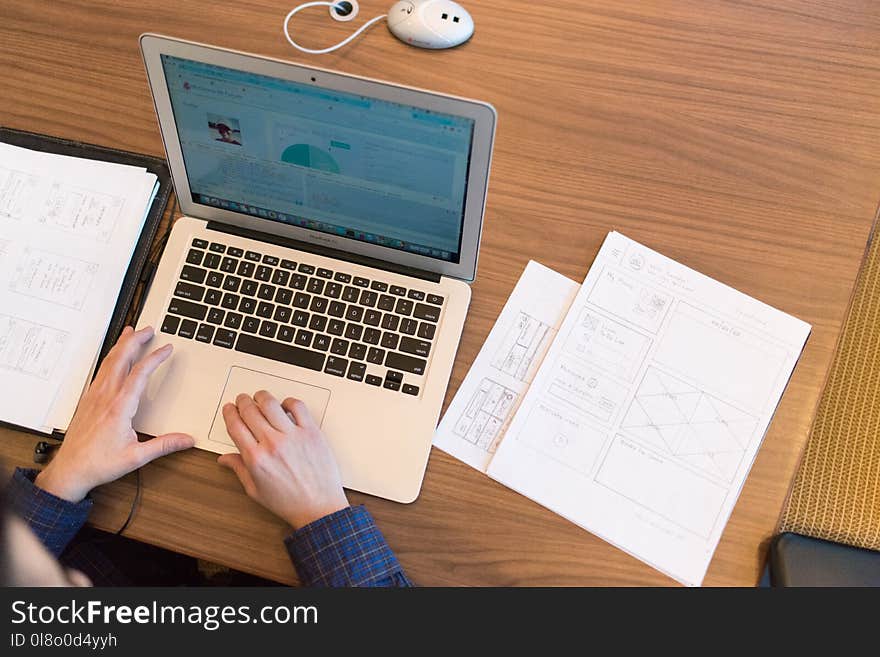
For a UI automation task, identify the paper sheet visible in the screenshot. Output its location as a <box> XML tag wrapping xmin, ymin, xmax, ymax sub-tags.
<box><xmin>0</xmin><ymin>142</ymin><xmax>157</xmax><ymax>431</ymax></box>
<box><xmin>434</xmin><ymin>261</ymin><xmax>579</xmax><ymax>471</ymax></box>
<box><xmin>485</xmin><ymin>232</ymin><xmax>811</xmax><ymax>586</ymax></box>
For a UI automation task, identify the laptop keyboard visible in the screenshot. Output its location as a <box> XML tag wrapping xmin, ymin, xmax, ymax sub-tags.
<box><xmin>159</xmin><ymin>238</ymin><xmax>444</xmax><ymax>396</ymax></box>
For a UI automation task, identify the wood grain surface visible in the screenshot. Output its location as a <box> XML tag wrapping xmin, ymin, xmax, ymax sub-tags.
<box><xmin>1</xmin><ymin>0</ymin><xmax>879</xmax><ymax>585</ymax></box>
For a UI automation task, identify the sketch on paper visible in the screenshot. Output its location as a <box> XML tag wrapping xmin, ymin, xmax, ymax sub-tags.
<box><xmin>453</xmin><ymin>378</ymin><xmax>519</xmax><ymax>452</ymax></box>
<box><xmin>491</xmin><ymin>311</ymin><xmax>555</xmax><ymax>383</ymax></box>
<box><xmin>0</xmin><ymin>314</ymin><xmax>68</xmax><ymax>380</ymax></box>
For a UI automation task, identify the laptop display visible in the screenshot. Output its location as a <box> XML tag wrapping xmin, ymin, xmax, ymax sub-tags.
<box><xmin>160</xmin><ymin>54</ymin><xmax>475</xmax><ymax>264</ymax></box>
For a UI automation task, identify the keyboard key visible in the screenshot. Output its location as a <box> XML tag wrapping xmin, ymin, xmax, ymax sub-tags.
<box><xmin>378</xmin><ymin>295</ymin><xmax>395</xmax><ymax>311</ymax></box>
<box><xmin>180</xmin><ymin>265</ymin><xmax>207</xmax><ymax>284</ymax></box>
<box><xmin>281</xmin><ymin>259</ymin><xmax>297</xmax><ymax>270</ymax></box>
<box><xmin>365</xmin><ymin>374</ymin><xmax>382</xmax><ymax>386</ymax></box>
<box><xmin>205</xmin><ymin>289</ymin><xmax>222</xmax><ymax>306</ymax></box>
<box><xmin>259</xmin><ymin>321</ymin><xmax>278</xmax><ymax>339</ymax></box>
<box><xmin>334</xmin><ymin>272</ymin><xmax>352</xmax><ymax>283</ymax></box>
<box><xmin>237</xmin><ymin>260</ymin><xmax>255</xmax><ymax>277</ymax></box>
<box><xmin>174</xmin><ymin>281</ymin><xmax>205</xmax><ymax>302</ymax></box>
<box><xmin>161</xmin><ymin>315</ymin><xmax>180</xmax><ymax>334</ymax></box>
<box><xmin>417</xmin><ymin>322</ymin><xmax>436</xmax><ymax>340</ymax></box>
<box><xmin>242</xmin><ymin>280</ymin><xmax>259</xmax><ymax>297</ymax></box>
<box><xmin>363</xmin><ymin>328</ymin><xmax>381</xmax><ymax>344</ymax></box>
<box><xmin>221</xmin><ymin>257</ymin><xmax>237</xmax><ymax>273</ymax></box>
<box><xmin>364</xmin><ymin>309</ymin><xmax>382</xmax><ymax>326</ymax></box>
<box><xmin>427</xmin><ymin>294</ymin><xmax>444</xmax><ymax>306</ymax></box>
<box><xmin>353</xmin><ymin>276</ymin><xmax>369</xmax><ymax>287</ymax></box>
<box><xmin>324</xmin><ymin>356</ymin><xmax>347</xmax><ymax>376</ymax></box>
<box><xmin>239</xmin><ymin>297</ymin><xmax>257</xmax><ymax>314</ymax></box>
<box><xmin>381</xmin><ymin>314</ymin><xmax>400</xmax><ymax>331</ymax></box>
<box><xmin>317</xmin><ymin>268</ymin><xmax>333</xmax><ymax>279</ymax></box>
<box><xmin>298</xmin><ymin>263</ymin><xmax>315</xmax><ymax>274</ymax></box>
<box><xmin>367</xmin><ymin>347</ymin><xmax>385</xmax><ymax>364</ymax></box>
<box><xmin>243</xmin><ymin>316</ymin><xmax>260</xmax><ymax>333</ymax></box>
<box><xmin>262</xmin><ymin>255</ymin><xmax>279</xmax><ymax>266</ymax></box>
<box><xmin>371</xmin><ymin>281</ymin><xmax>388</xmax><ymax>292</ymax></box>
<box><xmin>213</xmin><ymin>329</ymin><xmax>237</xmax><ymax>349</ymax></box>
<box><xmin>245</xmin><ymin>250</ymin><xmax>262</xmax><ymax>262</ymax></box>
<box><xmin>408</xmin><ymin>289</ymin><xmax>425</xmax><ymax>301</ymax></box>
<box><xmin>309</xmin><ymin>315</ymin><xmax>328</xmax><ymax>332</ymax></box>
<box><xmin>400</xmin><ymin>336</ymin><xmax>431</xmax><ymax>357</ymax></box>
<box><xmin>330</xmin><ymin>338</ymin><xmax>349</xmax><ymax>355</ymax></box>
<box><xmin>348</xmin><ymin>343</ymin><xmax>366</xmax><ymax>360</ymax></box>
<box><xmin>275</xmin><ymin>288</ymin><xmax>293</xmax><ymax>305</ymax></box>
<box><xmin>389</xmin><ymin>285</ymin><xmax>406</xmax><ymax>296</ymax></box>
<box><xmin>207</xmin><ymin>308</ymin><xmax>225</xmax><ymax>325</ymax></box>
<box><xmin>169</xmin><ymin>299</ymin><xmax>208</xmax><ymax>321</ymax></box>
<box><xmin>402</xmin><ymin>384</ymin><xmax>419</xmax><ymax>396</ymax></box>
<box><xmin>295</xmin><ymin>329</ymin><xmax>313</xmax><ymax>347</ymax></box>
<box><xmin>342</xmin><ymin>286</ymin><xmax>359</xmax><ymax>302</ymax></box>
<box><xmin>206</xmin><ymin>271</ymin><xmax>223</xmax><ymax>288</ymax></box>
<box><xmin>345</xmin><ymin>306</ymin><xmax>364</xmax><ymax>322</ymax></box>
<box><xmin>381</xmin><ymin>332</ymin><xmax>399</xmax><ymax>350</ymax></box>
<box><xmin>290</xmin><ymin>274</ymin><xmax>307</xmax><ymax>290</ymax></box>
<box><xmin>328</xmin><ymin>301</ymin><xmax>345</xmax><ymax>317</ymax></box>
<box><xmin>307</xmin><ymin>278</ymin><xmax>325</xmax><ymax>294</ymax></box>
<box><xmin>345</xmin><ymin>323</ymin><xmax>363</xmax><ymax>341</ymax></box>
<box><xmin>359</xmin><ymin>290</ymin><xmax>377</xmax><ymax>307</ymax></box>
<box><xmin>186</xmin><ymin>249</ymin><xmax>204</xmax><ymax>265</ymax></box>
<box><xmin>224</xmin><ymin>312</ymin><xmax>243</xmax><ymax>330</ymax></box>
<box><xmin>385</xmin><ymin>352</ymin><xmax>427</xmax><ymax>375</ymax></box>
<box><xmin>312</xmin><ymin>334</ymin><xmax>331</xmax><ymax>352</ymax></box>
<box><xmin>383</xmin><ymin>377</ymin><xmax>401</xmax><ymax>391</ymax></box>
<box><xmin>256</xmin><ymin>302</ymin><xmax>274</xmax><ymax>319</ymax></box>
<box><xmin>209</xmin><ymin>242</ymin><xmax>226</xmax><ymax>253</ymax></box>
<box><xmin>347</xmin><ymin>362</ymin><xmax>366</xmax><ymax>381</ymax></box>
<box><xmin>235</xmin><ymin>335</ymin><xmax>325</xmax><ymax>371</ymax></box>
<box><xmin>310</xmin><ymin>297</ymin><xmax>328</xmax><ymax>314</ymax></box>
<box><xmin>195</xmin><ymin>323</ymin><xmax>214</xmax><ymax>343</ymax></box>
<box><xmin>228</xmin><ymin>247</ymin><xmax>244</xmax><ymax>258</ymax></box>
<box><xmin>203</xmin><ymin>253</ymin><xmax>221</xmax><ymax>269</ymax></box>
<box><xmin>413</xmin><ymin>303</ymin><xmax>440</xmax><ymax>322</ymax></box>
<box><xmin>255</xmin><ymin>266</ymin><xmax>272</xmax><ymax>281</ymax></box>
<box><xmin>385</xmin><ymin>370</ymin><xmax>403</xmax><ymax>383</ymax></box>
<box><xmin>221</xmin><ymin>293</ymin><xmax>240</xmax><ymax>310</ymax></box>
<box><xmin>192</xmin><ymin>238</ymin><xmax>209</xmax><ymax>249</ymax></box>
<box><xmin>278</xmin><ymin>325</ymin><xmax>296</xmax><ymax>342</ymax></box>
<box><xmin>395</xmin><ymin>299</ymin><xmax>414</xmax><ymax>315</ymax></box>
<box><xmin>400</xmin><ymin>318</ymin><xmax>418</xmax><ymax>335</ymax></box>
<box><xmin>324</xmin><ymin>282</ymin><xmax>342</xmax><ymax>299</ymax></box>
<box><xmin>327</xmin><ymin>319</ymin><xmax>345</xmax><ymax>335</ymax></box>
<box><xmin>292</xmin><ymin>310</ymin><xmax>310</xmax><ymax>327</ymax></box>
<box><xmin>272</xmin><ymin>269</ymin><xmax>290</xmax><ymax>286</ymax></box>
<box><xmin>293</xmin><ymin>292</ymin><xmax>310</xmax><ymax>309</ymax></box>
<box><xmin>222</xmin><ymin>276</ymin><xmax>241</xmax><ymax>293</ymax></box>
<box><xmin>258</xmin><ymin>284</ymin><xmax>276</xmax><ymax>300</ymax></box>
<box><xmin>274</xmin><ymin>306</ymin><xmax>292</xmax><ymax>323</ymax></box>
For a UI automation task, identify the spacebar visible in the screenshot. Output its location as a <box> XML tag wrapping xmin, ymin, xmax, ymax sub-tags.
<box><xmin>235</xmin><ymin>334</ymin><xmax>325</xmax><ymax>371</ymax></box>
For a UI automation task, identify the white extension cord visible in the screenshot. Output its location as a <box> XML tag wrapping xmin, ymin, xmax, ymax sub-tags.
<box><xmin>283</xmin><ymin>1</ymin><xmax>387</xmax><ymax>55</ymax></box>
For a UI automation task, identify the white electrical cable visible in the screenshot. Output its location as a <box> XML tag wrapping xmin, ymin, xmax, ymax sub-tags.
<box><xmin>283</xmin><ymin>2</ymin><xmax>388</xmax><ymax>54</ymax></box>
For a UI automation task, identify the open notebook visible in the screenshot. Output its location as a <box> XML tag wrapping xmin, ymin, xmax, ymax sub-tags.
<box><xmin>434</xmin><ymin>232</ymin><xmax>811</xmax><ymax>586</ymax></box>
<box><xmin>0</xmin><ymin>142</ymin><xmax>158</xmax><ymax>433</ymax></box>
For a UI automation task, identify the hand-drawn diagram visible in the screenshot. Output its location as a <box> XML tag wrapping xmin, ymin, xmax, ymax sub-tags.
<box><xmin>587</xmin><ymin>267</ymin><xmax>672</xmax><ymax>334</ymax></box>
<box><xmin>546</xmin><ymin>358</ymin><xmax>628</xmax><ymax>424</ymax></box>
<box><xmin>0</xmin><ymin>314</ymin><xmax>68</xmax><ymax>380</ymax></box>
<box><xmin>8</xmin><ymin>248</ymin><xmax>99</xmax><ymax>310</ymax></box>
<box><xmin>0</xmin><ymin>166</ymin><xmax>38</xmax><ymax>221</ymax></box>
<box><xmin>621</xmin><ymin>367</ymin><xmax>757</xmax><ymax>482</ymax></box>
<box><xmin>491</xmin><ymin>311</ymin><xmax>554</xmax><ymax>383</ymax></box>
<box><xmin>563</xmin><ymin>308</ymin><xmax>651</xmax><ymax>382</ymax></box>
<box><xmin>517</xmin><ymin>400</ymin><xmax>610</xmax><ymax>476</ymax></box>
<box><xmin>38</xmin><ymin>183</ymin><xmax>124</xmax><ymax>243</ymax></box>
<box><xmin>453</xmin><ymin>378</ymin><xmax>518</xmax><ymax>452</ymax></box>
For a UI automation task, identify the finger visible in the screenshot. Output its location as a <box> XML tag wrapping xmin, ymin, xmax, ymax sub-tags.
<box><xmin>281</xmin><ymin>397</ymin><xmax>318</xmax><ymax>430</ymax></box>
<box><xmin>134</xmin><ymin>432</ymin><xmax>195</xmax><ymax>467</ymax></box>
<box><xmin>218</xmin><ymin>453</ymin><xmax>257</xmax><ymax>497</ymax></box>
<box><xmin>221</xmin><ymin>402</ymin><xmax>258</xmax><ymax>453</ymax></box>
<box><xmin>236</xmin><ymin>393</ymin><xmax>273</xmax><ymax>438</ymax></box>
<box><xmin>118</xmin><ymin>343</ymin><xmax>173</xmax><ymax>417</ymax></box>
<box><xmin>253</xmin><ymin>390</ymin><xmax>292</xmax><ymax>433</ymax></box>
<box><xmin>99</xmin><ymin>326</ymin><xmax>155</xmax><ymax>385</ymax></box>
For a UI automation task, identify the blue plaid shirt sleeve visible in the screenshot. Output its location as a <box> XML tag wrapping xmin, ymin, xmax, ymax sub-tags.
<box><xmin>6</xmin><ymin>468</ymin><xmax>92</xmax><ymax>557</ymax></box>
<box><xmin>284</xmin><ymin>505</ymin><xmax>413</xmax><ymax>587</ymax></box>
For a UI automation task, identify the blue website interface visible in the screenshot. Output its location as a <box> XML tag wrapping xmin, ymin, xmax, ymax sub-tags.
<box><xmin>161</xmin><ymin>55</ymin><xmax>475</xmax><ymax>262</ymax></box>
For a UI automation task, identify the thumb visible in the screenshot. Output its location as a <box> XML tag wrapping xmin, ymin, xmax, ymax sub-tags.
<box><xmin>218</xmin><ymin>453</ymin><xmax>257</xmax><ymax>497</ymax></box>
<box><xmin>136</xmin><ymin>432</ymin><xmax>195</xmax><ymax>466</ymax></box>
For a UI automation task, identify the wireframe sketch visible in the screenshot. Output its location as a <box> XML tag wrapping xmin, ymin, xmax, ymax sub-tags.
<box><xmin>621</xmin><ymin>367</ymin><xmax>757</xmax><ymax>482</ymax></box>
<box><xmin>453</xmin><ymin>378</ymin><xmax>518</xmax><ymax>452</ymax></box>
<box><xmin>491</xmin><ymin>311</ymin><xmax>555</xmax><ymax>382</ymax></box>
<box><xmin>0</xmin><ymin>314</ymin><xmax>68</xmax><ymax>380</ymax></box>
<box><xmin>0</xmin><ymin>166</ymin><xmax>39</xmax><ymax>221</ymax></box>
<box><xmin>587</xmin><ymin>267</ymin><xmax>672</xmax><ymax>333</ymax></box>
<box><xmin>563</xmin><ymin>308</ymin><xmax>651</xmax><ymax>381</ymax></box>
<box><xmin>38</xmin><ymin>183</ymin><xmax>124</xmax><ymax>243</ymax></box>
<box><xmin>517</xmin><ymin>400</ymin><xmax>610</xmax><ymax>476</ymax></box>
<box><xmin>8</xmin><ymin>248</ymin><xmax>99</xmax><ymax>310</ymax></box>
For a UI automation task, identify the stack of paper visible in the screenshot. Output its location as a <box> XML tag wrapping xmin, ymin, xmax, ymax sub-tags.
<box><xmin>0</xmin><ymin>142</ymin><xmax>157</xmax><ymax>432</ymax></box>
<box><xmin>435</xmin><ymin>232</ymin><xmax>811</xmax><ymax>586</ymax></box>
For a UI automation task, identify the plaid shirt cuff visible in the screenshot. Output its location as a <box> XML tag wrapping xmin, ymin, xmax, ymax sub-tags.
<box><xmin>285</xmin><ymin>505</ymin><xmax>413</xmax><ymax>587</ymax></box>
<box><xmin>6</xmin><ymin>468</ymin><xmax>92</xmax><ymax>557</ymax></box>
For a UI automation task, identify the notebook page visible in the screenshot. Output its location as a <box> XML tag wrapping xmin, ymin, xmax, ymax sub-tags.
<box><xmin>487</xmin><ymin>231</ymin><xmax>811</xmax><ymax>586</ymax></box>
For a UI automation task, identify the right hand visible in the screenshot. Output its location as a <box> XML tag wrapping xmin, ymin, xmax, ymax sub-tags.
<box><xmin>217</xmin><ymin>391</ymin><xmax>349</xmax><ymax>530</ymax></box>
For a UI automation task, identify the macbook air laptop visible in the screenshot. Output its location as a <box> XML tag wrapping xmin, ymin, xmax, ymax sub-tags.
<box><xmin>134</xmin><ymin>35</ymin><xmax>495</xmax><ymax>502</ymax></box>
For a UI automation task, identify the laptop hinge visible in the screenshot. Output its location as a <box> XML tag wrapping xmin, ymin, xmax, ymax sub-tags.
<box><xmin>205</xmin><ymin>221</ymin><xmax>442</xmax><ymax>283</ymax></box>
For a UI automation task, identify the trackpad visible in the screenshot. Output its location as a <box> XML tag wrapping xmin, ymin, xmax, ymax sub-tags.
<box><xmin>208</xmin><ymin>367</ymin><xmax>331</xmax><ymax>447</ymax></box>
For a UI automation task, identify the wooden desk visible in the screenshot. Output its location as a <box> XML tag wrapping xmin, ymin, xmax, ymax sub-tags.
<box><xmin>2</xmin><ymin>0</ymin><xmax>879</xmax><ymax>586</ymax></box>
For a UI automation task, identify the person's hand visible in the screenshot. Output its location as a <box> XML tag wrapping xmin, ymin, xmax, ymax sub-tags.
<box><xmin>36</xmin><ymin>326</ymin><xmax>195</xmax><ymax>502</ymax></box>
<box><xmin>218</xmin><ymin>392</ymin><xmax>349</xmax><ymax>530</ymax></box>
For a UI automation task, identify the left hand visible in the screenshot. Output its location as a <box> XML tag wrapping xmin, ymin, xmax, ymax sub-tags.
<box><xmin>36</xmin><ymin>326</ymin><xmax>195</xmax><ymax>502</ymax></box>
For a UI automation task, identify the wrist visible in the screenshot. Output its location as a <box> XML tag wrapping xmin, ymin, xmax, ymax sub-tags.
<box><xmin>285</xmin><ymin>496</ymin><xmax>349</xmax><ymax>530</ymax></box>
<box><xmin>35</xmin><ymin>463</ymin><xmax>90</xmax><ymax>503</ymax></box>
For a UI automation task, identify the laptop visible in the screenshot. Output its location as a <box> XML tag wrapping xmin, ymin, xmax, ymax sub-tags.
<box><xmin>135</xmin><ymin>34</ymin><xmax>496</xmax><ymax>503</ymax></box>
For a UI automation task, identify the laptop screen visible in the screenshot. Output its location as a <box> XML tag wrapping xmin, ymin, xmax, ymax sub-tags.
<box><xmin>160</xmin><ymin>55</ymin><xmax>475</xmax><ymax>264</ymax></box>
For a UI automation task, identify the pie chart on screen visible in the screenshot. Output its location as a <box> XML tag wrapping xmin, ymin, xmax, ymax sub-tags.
<box><xmin>281</xmin><ymin>144</ymin><xmax>340</xmax><ymax>173</ymax></box>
